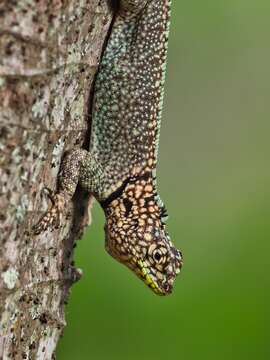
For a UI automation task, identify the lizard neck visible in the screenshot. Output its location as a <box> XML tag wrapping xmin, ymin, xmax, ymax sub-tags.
<box><xmin>101</xmin><ymin>171</ymin><xmax>168</xmax><ymax>226</ymax></box>
<box><xmin>100</xmin><ymin>171</ymin><xmax>153</xmax><ymax>210</ymax></box>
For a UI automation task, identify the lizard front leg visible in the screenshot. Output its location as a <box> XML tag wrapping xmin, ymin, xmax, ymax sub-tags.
<box><xmin>33</xmin><ymin>149</ymin><xmax>104</xmax><ymax>234</ymax></box>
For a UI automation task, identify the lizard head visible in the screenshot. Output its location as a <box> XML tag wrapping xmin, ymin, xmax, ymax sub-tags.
<box><xmin>103</xmin><ymin>173</ymin><xmax>183</xmax><ymax>295</ymax></box>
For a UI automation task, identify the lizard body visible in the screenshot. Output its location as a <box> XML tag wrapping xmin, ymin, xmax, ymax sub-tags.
<box><xmin>34</xmin><ymin>0</ymin><xmax>183</xmax><ymax>295</ymax></box>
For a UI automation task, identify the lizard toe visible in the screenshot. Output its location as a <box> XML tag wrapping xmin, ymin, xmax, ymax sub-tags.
<box><xmin>32</xmin><ymin>193</ymin><xmax>66</xmax><ymax>234</ymax></box>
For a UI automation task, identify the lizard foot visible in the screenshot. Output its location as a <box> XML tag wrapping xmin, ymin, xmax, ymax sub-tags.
<box><xmin>32</xmin><ymin>188</ymin><xmax>66</xmax><ymax>235</ymax></box>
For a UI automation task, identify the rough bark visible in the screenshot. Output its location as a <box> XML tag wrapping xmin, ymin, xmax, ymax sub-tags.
<box><xmin>0</xmin><ymin>1</ymin><xmax>113</xmax><ymax>358</ymax></box>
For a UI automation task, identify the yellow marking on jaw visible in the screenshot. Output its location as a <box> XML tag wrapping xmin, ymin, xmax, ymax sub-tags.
<box><xmin>141</xmin><ymin>267</ymin><xmax>148</xmax><ymax>276</ymax></box>
<box><xmin>137</xmin><ymin>260</ymin><xmax>165</xmax><ymax>295</ymax></box>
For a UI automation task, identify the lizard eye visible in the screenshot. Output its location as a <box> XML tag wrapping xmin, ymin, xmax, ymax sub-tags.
<box><xmin>153</xmin><ymin>249</ymin><xmax>163</xmax><ymax>263</ymax></box>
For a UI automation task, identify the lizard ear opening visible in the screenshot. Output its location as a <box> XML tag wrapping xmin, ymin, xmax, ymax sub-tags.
<box><xmin>123</xmin><ymin>198</ymin><xmax>133</xmax><ymax>217</ymax></box>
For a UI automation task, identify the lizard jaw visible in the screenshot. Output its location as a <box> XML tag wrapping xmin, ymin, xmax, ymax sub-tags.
<box><xmin>136</xmin><ymin>260</ymin><xmax>168</xmax><ymax>296</ymax></box>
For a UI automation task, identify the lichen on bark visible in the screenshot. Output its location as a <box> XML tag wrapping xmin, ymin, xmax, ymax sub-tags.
<box><xmin>0</xmin><ymin>1</ymin><xmax>113</xmax><ymax>358</ymax></box>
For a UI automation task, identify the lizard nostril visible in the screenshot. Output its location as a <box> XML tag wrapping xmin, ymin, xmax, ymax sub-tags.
<box><xmin>163</xmin><ymin>283</ymin><xmax>173</xmax><ymax>294</ymax></box>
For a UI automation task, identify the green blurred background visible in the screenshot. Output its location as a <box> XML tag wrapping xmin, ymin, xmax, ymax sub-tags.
<box><xmin>57</xmin><ymin>1</ymin><xmax>270</xmax><ymax>359</ymax></box>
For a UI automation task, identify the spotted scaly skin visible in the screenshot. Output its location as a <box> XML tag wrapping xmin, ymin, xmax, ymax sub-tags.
<box><xmin>33</xmin><ymin>0</ymin><xmax>183</xmax><ymax>295</ymax></box>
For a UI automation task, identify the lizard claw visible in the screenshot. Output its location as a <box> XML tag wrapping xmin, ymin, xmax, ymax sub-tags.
<box><xmin>32</xmin><ymin>191</ymin><xmax>66</xmax><ymax>235</ymax></box>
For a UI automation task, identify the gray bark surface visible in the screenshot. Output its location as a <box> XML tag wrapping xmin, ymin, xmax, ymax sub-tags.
<box><xmin>0</xmin><ymin>1</ymin><xmax>112</xmax><ymax>358</ymax></box>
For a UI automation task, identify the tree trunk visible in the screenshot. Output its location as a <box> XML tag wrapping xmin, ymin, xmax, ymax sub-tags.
<box><xmin>0</xmin><ymin>1</ymin><xmax>113</xmax><ymax>358</ymax></box>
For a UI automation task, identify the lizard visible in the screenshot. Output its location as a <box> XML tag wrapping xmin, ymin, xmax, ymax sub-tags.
<box><xmin>33</xmin><ymin>0</ymin><xmax>183</xmax><ymax>296</ymax></box>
